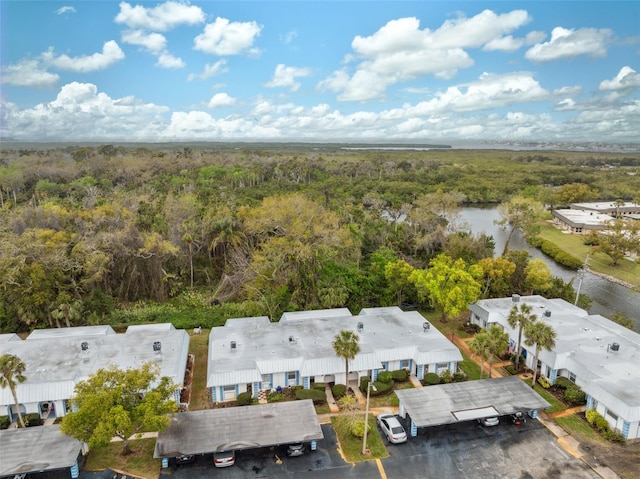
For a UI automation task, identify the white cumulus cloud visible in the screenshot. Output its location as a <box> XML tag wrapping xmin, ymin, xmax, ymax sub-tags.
<box><xmin>207</xmin><ymin>93</ymin><xmax>236</xmax><ymax>108</ymax></box>
<box><xmin>43</xmin><ymin>40</ymin><xmax>125</xmax><ymax>72</ymax></box>
<box><xmin>194</xmin><ymin>17</ymin><xmax>262</xmax><ymax>55</ymax></box>
<box><xmin>1</xmin><ymin>59</ymin><xmax>59</xmax><ymax>87</ymax></box>
<box><xmin>599</xmin><ymin>66</ymin><xmax>640</xmax><ymax>93</ymax></box>
<box><xmin>188</xmin><ymin>60</ymin><xmax>229</xmax><ymax>81</ymax></box>
<box><xmin>525</xmin><ymin>27</ymin><xmax>613</xmax><ymax>62</ymax></box>
<box><xmin>121</xmin><ymin>30</ymin><xmax>167</xmax><ymax>53</ymax></box>
<box><xmin>264</xmin><ymin>64</ymin><xmax>311</xmax><ymax>92</ymax></box>
<box><xmin>56</xmin><ymin>6</ymin><xmax>76</xmax><ymax>15</ymax></box>
<box><xmin>115</xmin><ymin>1</ymin><xmax>204</xmax><ymax>31</ymax></box>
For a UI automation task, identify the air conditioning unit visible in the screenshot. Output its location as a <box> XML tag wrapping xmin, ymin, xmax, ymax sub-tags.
<box><xmin>153</xmin><ymin>341</ymin><xmax>162</xmax><ymax>352</ymax></box>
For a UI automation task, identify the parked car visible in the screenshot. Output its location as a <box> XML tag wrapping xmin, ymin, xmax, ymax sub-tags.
<box><xmin>377</xmin><ymin>414</ymin><xmax>408</xmax><ymax>444</ymax></box>
<box><xmin>477</xmin><ymin>416</ymin><xmax>500</xmax><ymax>427</ymax></box>
<box><xmin>286</xmin><ymin>443</ymin><xmax>306</xmax><ymax>457</ymax></box>
<box><xmin>175</xmin><ymin>454</ymin><xmax>195</xmax><ymax>465</ymax></box>
<box><xmin>511</xmin><ymin>412</ymin><xmax>526</xmax><ymax>425</ymax></box>
<box><xmin>214</xmin><ymin>450</ymin><xmax>235</xmax><ymax>467</ymax></box>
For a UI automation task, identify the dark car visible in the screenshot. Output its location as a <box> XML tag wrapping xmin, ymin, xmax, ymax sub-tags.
<box><xmin>286</xmin><ymin>443</ymin><xmax>306</xmax><ymax>457</ymax></box>
<box><xmin>511</xmin><ymin>412</ymin><xmax>526</xmax><ymax>425</ymax></box>
<box><xmin>175</xmin><ymin>454</ymin><xmax>195</xmax><ymax>465</ymax></box>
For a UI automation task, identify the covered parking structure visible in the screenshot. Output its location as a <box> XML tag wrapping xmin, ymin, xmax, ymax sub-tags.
<box><xmin>154</xmin><ymin>399</ymin><xmax>324</xmax><ymax>468</ymax></box>
<box><xmin>0</xmin><ymin>425</ymin><xmax>83</xmax><ymax>478</ymax></box>
<box><xmin>395</xmin><ymin>376</ymin><xmax>551</xmax><ymax>436</ymax></box>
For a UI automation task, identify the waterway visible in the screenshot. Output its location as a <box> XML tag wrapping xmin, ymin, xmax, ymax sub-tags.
<box><xmin>458</xmin><ymin>206</ymin><xmax>640</xmax><ymax>332</ymax></box>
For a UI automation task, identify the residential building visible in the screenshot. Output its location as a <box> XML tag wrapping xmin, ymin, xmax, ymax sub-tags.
<box><xmin>551</xmin><ymin>208</ymin><xmax>613</xmax><ymax>234</ymax></box>
<box><xmin>0</xmin><ymin>323</ymin><xmax>190</xmax><ymax>425</ymax></box>
<box><xmin>207</xmin><ymin>307</ymin><xmax>461</xmax><ymax>403</ymax></box>
<box><xmin>468</xmin><ymin>295</ymin><xmax>640</xmax><ymax>439</ymax></box>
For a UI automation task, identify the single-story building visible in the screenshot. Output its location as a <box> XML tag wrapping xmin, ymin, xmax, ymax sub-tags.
<box><xmin>551</xmin><ymin>208</ymin><xmax>613</xmax><ymax>234</ymax></box>
<box><xmin>0</xmin><ymin>425</ymin><xmax>83</xmax><ymax>478</ymax></box>
<box><xmin>207</xmin><ymin>307</ymin><xmax>462</xmax><ymax>403</ymax></box>
<box><xmin>570</xmin><ymin>201</ymin><xmax>640</xmax><ymax>218</ymax></box>
<box><xmin>154</xmin><ymin>399</ymin><xmax>323</xmax><ymax>468</ymax></box>
<box><xmin>395</xmin><ymin>376</ymin><xmax>551</xmax><ymax>436</ymax></box>
<box><xmin>0</xmin><ymin>323</ymin><xmax>190</xmax><ymax>425</ymax></box>
<box><xmin>469</xmin><ymin>295</ymin><xmax>640</xmax><ymax>439</ymax></box>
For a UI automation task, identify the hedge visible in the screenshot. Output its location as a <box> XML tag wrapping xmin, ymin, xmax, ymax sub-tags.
<box><xmin>370</xmin><ymin>380</ymin><xmax>394</xmax><ymax>396</ymax></box>
<box><xmin>236</xmin><ymin>392</ymin><xmax>253</xmax><ymax>406</ymax></box>
<box><xmin>554</xmin><ymin>377</ymin><xmax>573</xmax><ymax>389</ymax></box>
<box><xmin>377</xmin><ymin>371</ymin><xmax>393</xmax><ymax>384</ymax></box>
<box><xmin>564</xmin><ymin>385</ymin><xmax>586</xmax><ymax>405</ymax></box>
<box><xmin>0</xmin><ymin>416</ymin><xmax>9</xmax><ymax>430</ymax></box>
<box><xmin>24</xmin><ymin>413</ymin><xmax>42</xmax><ymax>427</ymax></box>
<box><xmin>529</xmin><ymin>237</ymin><xmax>583</xmax><ymax>269</ymax></box>
<box><xmin>295</xmin><ymin>388</ymin><xmax>327</xmax><ymax>404</ymax></box>
<box><xmin>423</xmin><ymin>372</ymin><xmax>440</xmax><ymax>385</ymax></box>
<box><xmin>267</xmin><ymin>391</ymin><xmax>285</xmax><ymax>403</ymax></box>
<box><xmin>359</xmin><ymin>376</ymin><xmax>371</xmax><ymax>393</ymax></box>
<box><xmin>332</xmin><ymin>384</ymin><xmax>347</xmax><ymax>399</ymax></box>
<box><xmin>391</xmin><ymin>369</ymin><xmax>408</xmax><ymax>382</ymax></box>
<box><xmin>312</xmin><ymin>382</ymin><xmax>327</xmax><ymax>391</ymax></box>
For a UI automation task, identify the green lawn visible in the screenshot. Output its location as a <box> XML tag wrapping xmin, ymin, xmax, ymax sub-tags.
<box><xmin>83</xmin><ymin>438</ymin><xmax>160</xmax><ymax>478</ymax></box>
<box><xmin>331</xmin><ymin>413</ymin><xmax>389</xmax><ymax>462</ymax></box>
<box><xmin>555</xmin><ymin>415</ymin><xmax>601</xmax><ymax>442</ymax></box>
<box><xmin>189</xmin><ymin>330</ymin><xmax>211</xmax><ymax>410</ymax></box>
<box><xmin>538</xmin><ymin>224</ymin><xmax>640</xmax><ymax>289</ymax></box>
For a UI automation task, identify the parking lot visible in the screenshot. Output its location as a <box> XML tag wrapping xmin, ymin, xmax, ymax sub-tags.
<box><xmin>158</xmin><ymin>416</ymin><xmax>600</xmax><ymax>478</ymax></box>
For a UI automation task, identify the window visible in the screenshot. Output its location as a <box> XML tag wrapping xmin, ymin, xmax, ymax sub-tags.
<box><xmin>436</xmin><ymin>362</ymin><xmax>448</xmax><ymax>372</ymax></box>
<box><xmin>399</xmin><ymin>360</ymin><xmax>409</xmax><ymax>369</ymax></box>
<box><xmin>569</xmin><ymin>372</ymin><xmax>576</xmax><ymax>383</ymax></box>
<box><xmin>606</xmin><ymin>410</ymin><xmax>618</xmax><ymax>422</ymax></box>
<box><xmin>287</xmin><ymin>371</ymin><xmax>297</xmax><ymax>383</ymax></box>
<box><xmin>223</xmin><ymin>385</ymin><xmax>236</xmax><ymax>400</ymax></box>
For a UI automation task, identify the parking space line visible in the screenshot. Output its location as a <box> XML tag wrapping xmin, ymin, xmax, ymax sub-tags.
<box><xmin>375</xmin><ymin>458</ymin><xmax>387</xmax><ymax>479</ymax></box>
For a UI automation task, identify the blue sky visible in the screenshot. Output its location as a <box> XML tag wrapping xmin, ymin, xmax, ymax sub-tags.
<box><xmin>1</xmin><ymin>1</ymin><xmax>638</xmax><ymax>142</ymax></box>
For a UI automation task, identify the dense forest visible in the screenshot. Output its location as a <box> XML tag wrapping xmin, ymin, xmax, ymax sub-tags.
<box><xmin>1</xmin><ymin>144</ymin><xmax>639</xmax><ymax>332</ymax></box>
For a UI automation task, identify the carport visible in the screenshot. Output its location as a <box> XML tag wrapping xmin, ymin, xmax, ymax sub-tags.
<box><xmin>0</xmin><ymin>425</ymin><xmax>83</xmax><ymax>478</ymax></box>
<box><xmin>154</xmin><ymin>399</ymin><xmax>324</xmax><ymax>468</ymax></box>
<box><xmin>395</xmin><ymin>376</ymin><xmax>551</xmax><ymax>436</ymax></box>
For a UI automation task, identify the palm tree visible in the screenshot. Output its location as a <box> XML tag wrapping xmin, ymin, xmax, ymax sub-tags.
<box><xmin>332</xmin><ymin>330</ymin><xmax>360</xmax><ymax>390</ymax></box>
<box><xmin>0</xmin><ymin>354</ymin><xmax>27</xmax><ymax>428</ymax></box>
<box><xmin>486</xmin><ymin>325</ymin><xmax>510</xmax><ymax>378</ymax></box>
<box><xmin>524</xmin><ymin>321</ymin><xmax>557</xmax><ymax>388</ymax></box>
<box><xmin>507</xmin><ymin>303</ymin><xmax>537</xmax><ymax>372</ymax></box>
<box><xmin>468</xmin><ymin>332</ymin><xmax>491</xmax><ymax>378</ymax></box>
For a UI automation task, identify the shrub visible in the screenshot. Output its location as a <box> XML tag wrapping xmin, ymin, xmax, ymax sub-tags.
<box><xmin>267</xmin><ymin>391</ymin><xmax>285</xmax><ymax>403</ymax></box>
<box><xmin>0</xmin><ymin>416</ymin><xmax>9</xmax><ymax>430</ymax></box>
<box><xmin>585</xmin><ymin>409</ymin><xmax>599</xmax><ymax>425</ymax></box>
<box><xmin>24</xmin><ymin>413</ymin><xmax>42</xmax><ymax>427</ymax></box>
<box><xmin>537</xmin><ymin>376</ymin><xmax>551</xmax><ymax>389</ymax></box>
<box><xmin>377</xmin><ymin>371</ymin><xmax>393</xmax><ymax>384</ymax></box>
<box><xmin>564</xmin><ymin>385</ymin><xmax>586</xmax><ymax>405</ymax></box>
<box><xmin>554</xmin><ymin>377</ymin><xmax>573</xmax><ymax>389</ymax></box>
<box><xmin>370</xmin><ymin>380</ymin><xmax>394</xmax><ymax>396</ymax></box>
<box><xmin>602</xmin><ymin>428</ymin><xmax>625</xmax><ymax>442</ymax></box>
<box><xmin>439</xmin><ymin>370</ymin><xmax>453</xmax><ymax>384</ymax></box>
<box><xmin>350</xmin><ymin>419</ymin><xmax>370</xmax><ymax>439</ymax></box>
<box><xmin>236</xmin><ymin>392</ymin><xmax>253</xmax><ymax>406</ymax></box>
<box><xmin>337</xmin><ymin>395</ymin><xmax>358</xmax><ymax>412</ymax></box>
<box><xmin>423</xmin><ymin>372</ymin><xmax>440</xmax><ymax>385</ymax></box>
<box><xmin>332</xmin><ymin>384</ymin><xmax>347</xmax><ymax>399</ymax></box>
<box><xmin>295</xmin><ymin>388</ymin><xmax>326</xmax><ymax>404</ymax></box>
<box><xmin>391</xmin><ymin>369</ymin><xmax>409</xmax><ymax>382</ymax></box>
<box><xmin>505</xmin><ymin>365</ymin><xmax>517</xmax><ymax>375</ymax></box>
<box><xmin>595</xmin><ymin>415</ymin><xmax>610</xmax><ymax>432</ymax></box>
<box><xmin>312</xmin><ymin>382</ymin><xmax>326</xmax><ymax>391</ymax></box>
<box><xmin>453</xmin><ymin>372</ymin><xmax>467</xmax><ymax>383</ymax></box>
<box><xmin>359</xmin><ymin>376</ymin><xmax>371</xmax><ymax>393</ymax></box>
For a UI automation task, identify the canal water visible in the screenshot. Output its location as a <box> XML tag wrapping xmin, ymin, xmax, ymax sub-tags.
<box><xmin>458</xmin><ymin>206</ymin><xmax>640</xmax><ymax>331</ymax></box>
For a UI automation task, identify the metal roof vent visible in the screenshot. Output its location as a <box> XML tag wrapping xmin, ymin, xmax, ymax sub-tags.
<box><xmin>544</xmin><ymin>310</ymin><xmax>551</xmax><ymax>318</ymax></box>
<box><xmin>608</xmin><ymin>343</ymin><xmax>620</xmax><ymax>352</ymax></box>
<box><xmin>81</xmin><ymin>342</ymin><xmax>89</xmax><ymax>351</ymax></box>
<box><xmin>357</xmin><ymin>322</ymin><xmax>364</xmax><ymax>332</ymax></box>
<box><xmin>423</xmin><ymin>322</ymin><xmax>431</xmax><ymax>332</ymax></box>
<box><xmin>153</xmin><ymin>341</ymin><xmax>162</xmax><ymax>352</ymax></box>
<box><xmin>289</xmin><ymin>335</ymin><xmax>295</xmax><ymax>343</ymax></box>
<box><xmin>230</xmin><ymin>340</ymin><xmax>237</xmax><ymax>349</ymax></box>
<box><xmin>512</xmin><ymin>294</ymin><xmax>520</xmax><ymax>303</ymax></box>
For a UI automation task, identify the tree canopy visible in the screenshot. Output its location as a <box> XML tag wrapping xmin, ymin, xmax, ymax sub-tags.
<box><xmin>0</xmin><ymin>354</ymin><xmax>27</xmax><ymax>428</ymax></box>
<box><xmin>60</xmin><ymin>362</ymin><xmax>177</xmax><ymax>455</ymax></box>
<box><xmin>332</xmin><ymin>330</ymin><xmax>360</xmax><ymax>389</ymax></box>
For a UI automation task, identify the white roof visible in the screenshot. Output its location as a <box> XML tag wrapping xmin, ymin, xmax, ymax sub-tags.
<box><xmin>470</xmin><ymin>296</ymin><xmax>640</xmax><ymax>422</ymax></box>
<box><xmin>552</xmin><ymin>209</ymin><xmax>613</xmax><ymax>228</ymax></box>
<box><xmin>207</xmin><ymin>307</ymin><xmax>461</xmax><ymax>388</ymax></box>
<box><xmin>0</xmin><ymin>323</ymin><xmax>190</xmax><ymax>406</ymax></box>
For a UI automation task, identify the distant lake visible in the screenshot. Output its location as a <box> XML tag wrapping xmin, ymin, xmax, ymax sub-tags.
<box><xmin>458</xmin><ymin>205</ymin><xmax>640</xmax><ymax>332</ymax></box>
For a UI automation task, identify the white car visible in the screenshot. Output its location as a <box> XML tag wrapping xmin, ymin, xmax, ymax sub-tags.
<box><xmin>477</xmin><ymin>416</ymin><xmax>500</xmax><ymax>427</ymax></box>
<box><xmin>377</xmin><ymin>414</ymin><xmax>407</xmax><ymax>444</ymax></box>
<box><xmin>214</xmin><ymin>450</ymin><xmax>235</xmax><ymax>467</ymax></box>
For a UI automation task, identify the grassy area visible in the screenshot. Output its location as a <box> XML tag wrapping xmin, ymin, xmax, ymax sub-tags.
<box><xmin>83</xmin><ymin>438</ymin><xmax>160</xmax><ymax>478</ymax></box>
<box><xmin>521</xmin><ymin>379</ymin><xmax>566</xmax><ymax>413</ymax></box>
<box><xmin>538</xmin><ymin>224</ymin><xmax>640</xmax><ymax>289</ymax></box>
<box><xmin>458</xmin><ymin>351</ymin><xmax>483</xmax><ymax>380</ymax></box>
<box><xmin>555</xmin><ymin>415</ymin><xmax>602</xmax><ymax>442</ymax></box>
<box><xmin>189</xmin><ymin>330</ymin><xmax>211</xmax><ymax>410</ymax></box>
<box><xmin>368</xmin><ymin>381</ymin><xmax>412</xmax><ymax>408</ymax></box>
<box><xmin>331</xmin><ymin>413</ymin><xmax>389</xmax><ymax>462</ymax></box>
